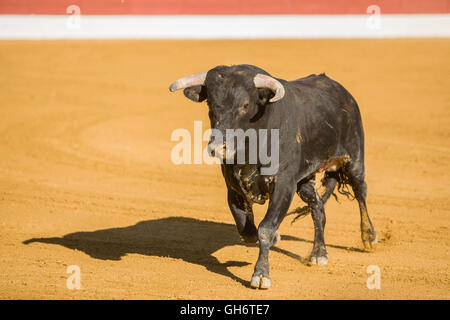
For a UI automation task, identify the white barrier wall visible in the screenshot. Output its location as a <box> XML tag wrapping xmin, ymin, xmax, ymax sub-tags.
<box><xmin>1</xmin><ymin>14</ymin><xmax>450</xmax><ymax>39</ymax></box>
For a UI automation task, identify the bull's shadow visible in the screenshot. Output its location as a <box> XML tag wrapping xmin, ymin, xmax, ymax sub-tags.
<box><xmin>23</xmin><ymin>216</ymin><xmax>306</xmax><ymax>287</ymax></box>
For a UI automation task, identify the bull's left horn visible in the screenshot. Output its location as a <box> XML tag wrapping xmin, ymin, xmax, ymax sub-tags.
<box><xmin>169</xmin><ymin>72</ymin><xmax>207</xmax><ymax>92</ymax></box>
<box><xmin>253</xmin><ymin>74</ymin><xmax>285</xmax><ymax>102</ymax></box>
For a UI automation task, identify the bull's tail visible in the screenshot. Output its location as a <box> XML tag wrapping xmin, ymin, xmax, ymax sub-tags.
<box><xmin>286</xmin><ymin>205</ymin><xmax>312</xmax><ymax>224</ymax></box>
<box><xmin>327</xmin><ymin>168</ymin><xmax>355</xmax><ymax>202</ymax></box>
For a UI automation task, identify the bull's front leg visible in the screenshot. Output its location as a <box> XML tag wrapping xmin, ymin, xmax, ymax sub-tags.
<box><xmin>250</xmin><ymin>178</ymin><xmax>296</xmax><ymax>289</ymax></box>
<box><xmin>227</xmin><ymin>187</ymin><xmax>258</xmax><ymax>243</ymax></box>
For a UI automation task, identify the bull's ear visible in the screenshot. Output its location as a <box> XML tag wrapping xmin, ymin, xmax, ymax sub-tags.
<box><xmin>183</xmin><ymin>85</ymin><xmax>207</xmax><ymax>102</ymax></box>
<box><xmin>257</xmin><ymin>88</ymin><xmax>275</xmax><ymax>105</ymax></box>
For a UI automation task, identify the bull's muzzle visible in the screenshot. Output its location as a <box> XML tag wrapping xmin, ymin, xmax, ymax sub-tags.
<box><xmin>207</xmin><ymin>143</ymin><xmax>236</xmax><ymax>161</ymax></box>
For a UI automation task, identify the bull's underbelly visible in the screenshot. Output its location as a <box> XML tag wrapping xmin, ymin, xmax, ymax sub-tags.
<box><xmin>230</xmin><ymin>155</ymin><xmax>350</xmax><ymax>205</ymax></box>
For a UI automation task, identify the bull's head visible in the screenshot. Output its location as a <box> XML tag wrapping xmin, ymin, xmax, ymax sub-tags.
<box><xmin>169</xmin><ymin>65</ymin><xmax>285</xmax><ymax>162</ymax></box>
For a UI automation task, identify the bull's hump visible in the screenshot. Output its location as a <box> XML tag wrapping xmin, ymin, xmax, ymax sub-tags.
<box><xmin>291</xmin><ymin>73</ymin><xmax>331</xmax><ymax>87</ymax></box>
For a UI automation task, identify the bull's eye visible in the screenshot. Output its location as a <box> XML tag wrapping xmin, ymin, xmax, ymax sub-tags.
<box><xmin>238</xmin><ymin>102</ymin><xmax>250</xmax><ymax>116</ymax></box>
<box><xmin>218</xmin><ymin>74</ymin><xmax>224</xmax><ymax>79</ymax></box>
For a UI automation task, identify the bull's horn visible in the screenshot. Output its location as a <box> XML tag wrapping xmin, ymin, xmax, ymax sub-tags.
<box><xmin>169</xmin><ymin>72</ymin><xmax>207</xmax><ymax>92</ymax></box>
<box><xmin>253</xmin><ymin>74</ymin><xmax>285</xmax><ymax>102</ymax></box>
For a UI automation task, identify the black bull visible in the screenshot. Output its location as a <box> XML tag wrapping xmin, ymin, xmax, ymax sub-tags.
<box><xmin>169</xmin><ymin>64</ymin><xmax>377</xmax><ymax>289</ymax></box>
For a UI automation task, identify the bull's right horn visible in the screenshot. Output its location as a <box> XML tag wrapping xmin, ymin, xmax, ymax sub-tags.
<box><xmin>169</xmin><ymin>72</ymin><xmax>207</xmax><ymax>92</ymax></box>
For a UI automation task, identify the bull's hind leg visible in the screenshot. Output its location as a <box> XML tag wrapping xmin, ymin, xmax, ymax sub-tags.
<box><xmin>320</xmin><ymin>171</ymin><xmax>339</xmax><ymax>203</ymax></box>
<box><xmin>297</xmin><ymin>176</ymin><xmax>328</xmax><ymax>265</ymax></box>
<box><xmin>288</xmin><ymin>171</ymin><xmax>337</xmax><ymax>223</ymax></box>
<box><xmin>344</xmin><ymin>162</ymin><xmax>377</xmax><ymax>250</ymax></box>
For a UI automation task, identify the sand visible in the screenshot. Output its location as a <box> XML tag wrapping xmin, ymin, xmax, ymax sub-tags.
<box><xmin>0</xmin><ymin>39</ymin><xmax>449</xmax><ymax>299</ymax></box>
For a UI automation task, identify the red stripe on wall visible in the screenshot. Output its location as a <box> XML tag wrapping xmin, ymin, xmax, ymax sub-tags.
<box><xmin>0</xmin><ymin>0</ymin><xmax>449</xmax><ymax>15</ymax></box>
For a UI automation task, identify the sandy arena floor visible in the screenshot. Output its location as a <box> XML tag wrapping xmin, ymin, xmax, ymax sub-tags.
<box><xmin>0</xmin><ymin>39</ymin><xmax>449</xmax><ymax>299</ymax></box>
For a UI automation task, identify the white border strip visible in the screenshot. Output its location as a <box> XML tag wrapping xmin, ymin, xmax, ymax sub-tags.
<box><xmin>1</xmin><ymin>14</ymin><xmax>449</xmax><ymax>39</ymax></box>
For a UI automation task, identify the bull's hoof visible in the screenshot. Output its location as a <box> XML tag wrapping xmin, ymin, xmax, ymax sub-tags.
<box><xmin>271</xmin><ymin>232</ymin><xmax>281</xmax><ymax>247</ymax></box>
<box><xmin>310</xmin><ymin>245</ymin><xmax>328</xmax><ymax>266</ymax></box>
<box><xmin>310</xmin><ymin>255</ymin><xmax>328</xmax><ymax>266</ymax></box>
<box><xmin>239</xmin><ymin>233</ymin><xmax>258</xmax><ymax>244</ymax></box>
<box><xmin>250</xmin><ymin>275</ymin><xmax>271</xmax><ymax>289</ymax></box>
<box><xmin>362</xmin><ymin>234</ymin><xmax>377</xmax><ymax>251</ymax></box>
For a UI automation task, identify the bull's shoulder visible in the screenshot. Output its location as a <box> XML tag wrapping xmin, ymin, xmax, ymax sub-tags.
<box><xmin>288</xmin><ymin>73</ymin><xmax>355</xmax><ymax>104</ymax></box>
<box><xmin>284</xmin><ymin>74</ymin><xmax>361</xmax><ymax>123</ymax></box>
